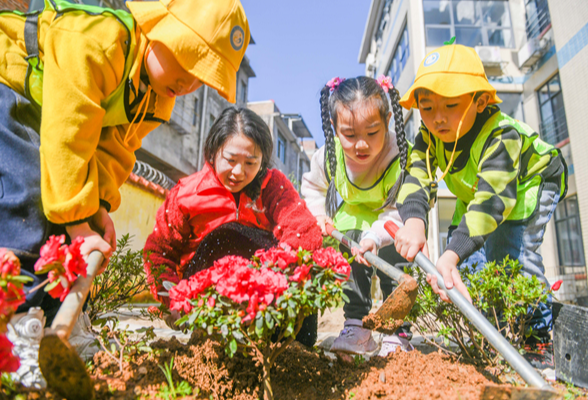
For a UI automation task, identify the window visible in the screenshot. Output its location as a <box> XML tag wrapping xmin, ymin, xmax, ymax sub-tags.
<box><xmin>387</xmin><ymin>23</ymin><xmax>410</xmax><ymax>86</ymax></box>
<box><xmin>525</xmin><ymin>0</ymin><xmax>551</xmax><ymax>40</ymax></box>
<box><xmin>537</xmin><ymin>73</ymin><xmax>568</xmax><ymax>145</ymax></box>
<box><xmin>496</xmin><ymin>92</ymin><xmax>524</xmax><ymax>121</ymax></box>
<box><xmin>277</xmin><ymin>133</ymin><xmax>286</xmax><ymax>164</ymax></box>
<box><xmin>240</xmin><ymin>81</ymin><xmax>248</xmax><ymax>104</ymax></box>
<box><xmin>192</xmin><ymin>98</ymin><xmax>199</xmax><ymax>126</ymax></box>
<box><xmin>555</xmin><ymin>195</ymin><xmax>585</xmax><ymax>267</ymax></box>
<box><xmin>423</xmin><ymin>0</ymin><xmax>513</xmax><ymax>48</ymax></box>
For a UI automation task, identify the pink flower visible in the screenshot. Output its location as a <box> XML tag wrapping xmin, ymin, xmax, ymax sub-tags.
<box><xmin>34</xmin><ymin>235</ymin><xmax>66</xmax><ymax>273</ymax></box>
<box><xmin>312</xmin><ymin>247</ymin><xmax>351</xmax><ymax>280</ymax></box>
<box><xmin>0</xmin><ymin>249</ymin><xmax>20</xmax><ymax>279</ymax></box>
<box><xmin>207</xmin><ymin>297</ymin><xmax>216</xmax><ymax>308</ymax></box>
<box><xmin>255</xmin><ymin>247</ymin><xmax>298</xmax><ymax>270</ymax></box>
<box><xmin>169</xmin><ymin>280</ymin><xmax>195</xmax><ymax>313</ymax></box>
<box><xmin>376</xmin><ymin>75</ymin><xmax>394</xmax><ymax>93</ymax></box>
<box><xmin>47</xmin><ymin>272</ymin><xmax>70</xmax><ymax>302</ymax></box>
<box><xmin>0</xmin><ymin>333</ymin><xmax>20</xmax><ymax>373</ymax></box>
<box><xmin>326</xmin><ymin>77</ymin><xmax>345</xmax><ymax>92</ymax></box>
<box><xmin>551</xmin><ymin>280</ymin><xmax>563</xmax><ymax>291</ymax></box>
<box><xmin>290</xmin><ymin>265</ymin><xmax>312</xmax><ymax>283</ymax></box>
<box><xmin>0</xmin><ymin>282</ymin><xmax>26</xmax><ymax>316</ymax></box>
<box><xmin>63</xmin><ymin>237</ymin><xmax>87</xmax><ymax>281</ymax></box>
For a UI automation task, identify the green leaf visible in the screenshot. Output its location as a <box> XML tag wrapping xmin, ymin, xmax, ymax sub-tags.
<box><xmin>44</xmin><ymin>279</ymin><xmax>60</xmax><ymax>292</ymax></box>
<box><xmin>10</xmin><ymin>275</ymin><xmax>34</xmax><ymax>283</ymax></box>
<box><xmin>265</xmin><ymin>312</ymin><xmax>275</xmax><ymax>329</ymax></box>
<box><xmin>444</xmin><ymin>36</ymin><xmax>456</xmax><ymax>45</ymax></box>
<box><xmin>229</xmin><ymin>338</ymin><xmax>238</xmax><ymax>355</ymax></box>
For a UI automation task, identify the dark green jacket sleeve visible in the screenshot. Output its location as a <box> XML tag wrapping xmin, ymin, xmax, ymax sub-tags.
<box><xmin>446</xmin><ymin>126</ymin><xmax>521</xmax><ymax>260</ymax></box>
<box><xmin>396</xmin><ymin>126</ymin><xmax>437</xmax><ymax>226</ymax></box>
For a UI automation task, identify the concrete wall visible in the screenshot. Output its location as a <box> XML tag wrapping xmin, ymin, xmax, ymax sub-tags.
<box><xmin>110</xmin><ymin>182</ymin><xmax>165</xmax><ymax>251</ymax></box>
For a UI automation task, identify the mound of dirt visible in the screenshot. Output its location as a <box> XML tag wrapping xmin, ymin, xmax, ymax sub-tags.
<box><xmin>12</xmin><ymin>330</ymin><xmax>504</xmax><ymax>400</ymax></box>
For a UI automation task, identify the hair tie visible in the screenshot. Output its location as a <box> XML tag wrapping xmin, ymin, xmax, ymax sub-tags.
<box><xmin>376</xmin><ymin>75</ymin><xmax>394</xmax><ymax>93</ymax></box>
<box><xmin>326</xmin><ymin>77</ymin><xmax>345</xmax><ymax>92</ymax></box>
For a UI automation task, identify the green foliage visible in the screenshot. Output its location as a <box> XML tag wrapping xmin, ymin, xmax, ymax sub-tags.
<box><xmin>94</xmin><ymin>317</ymin><xmax>156</xmax><ymax>374</ymax></box>
<box><xmin>88</xmin><ymin>234</ymin><xmax>149</xmax><ymax>321</ymax></box>
<box><xmin>407</xmin><ymin>257</ymin><xmax>550</xmax><ymax>367</ymax></box>
<box><xmin>157</xmin><ymin>357</ymin><xmax>195</xmax><ymax>400</ymax></box>
<box><xmin>0</xmin><ymin>372</ymin><xmax>25</xmax><ymax>400</ymax></box>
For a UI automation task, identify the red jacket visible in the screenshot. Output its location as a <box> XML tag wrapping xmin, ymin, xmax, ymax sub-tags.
<box><xmin>144</xmin><ymin>163</ymin><xmax>323</xmax><ymax>303</ymax></box>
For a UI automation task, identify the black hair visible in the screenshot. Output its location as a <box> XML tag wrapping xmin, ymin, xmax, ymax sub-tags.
<box><xmin>204</xmin><ymin>107</ymin><xmax>273</xmax><ymax>203</ymax></box>
<box><xmin>320</xmin><ymin>76</ymin><xmax>409</xmax><ymax>217</ymax></box>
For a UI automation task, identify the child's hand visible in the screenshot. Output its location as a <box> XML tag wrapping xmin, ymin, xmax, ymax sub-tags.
<box><xmin>352</xmin><ymin>238</ymin><xmax>377</xmax><ymax>266</ymax></box>
<box><xmin>65</xmin><ymin>221</ymin><xmax>113</xmax><ymax>274</ymax></box>
<box><xmin>426</xmin><ymin>250</ymin><xmax>472</xmax><ymax>304</ymax></box>
<box><xmin>90</xmin><ymin>206</ymin><xmax>117</xmax><ymax>253</ymax></box>
<box><xmin>316</xmin><ymin>215</ymin><xmax>334</xmax><ymax>236</ymax></box>
<box><xmin>394</xmin><ymin>218</ymin><xmax>428</xmax><ymax>261</ymax></box>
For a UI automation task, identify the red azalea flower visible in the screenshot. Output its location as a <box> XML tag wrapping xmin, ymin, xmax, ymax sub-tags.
<box><xmin>47</xmin><ymin>272</ymin><xmax>70</xmax><ymax>302</ymax></box>
<box><xmin>0</xmin><ymin>281</ymin><xmax>26</xmax><ymax>313</ymax></box>
<box><xmin>207</xmin><ymin>297</ymin><xmax>216</xmax><ymax>308</ymax></box>
<box><xmin>63</xmin><ymin>237</ymin><xmax>87</xmax><ymax>281</ymax></box>
<box><xmin>169</xmin><ymin>280</ymin><xmax>196</xmax><ymax>313</ymax></box>
<box><xmin>551</xmin><ymin>280</ymin><xmax>563</xmax><ymax>291</ymax></box>
<box><xmin>255</xmin><ymin>247</ymin><xmax>298</xmax><ymax>270</ymax></box>
<box><xmin>0</xmin><ymin>249</ymin><xmax>21</xmax><ymax>279</ymax></box>
<box><xmin>0</xmin><ymin>334</ymin><xmax>20</xmax><ymax>373</ymax></box>
<box><xmin>243</xmin><ymin>292</ymin><xmax>259</xmax><ymax>323</ymax></box>
<box><xmin>216</xmin><ymin>263</ymin><xmax>256</xmax><ymax>303</ymax></box>
<box><xmin>312</xmin><ymin>247</ymin><xmax>351</xmax><ymax>279</ymax></box>
<box><xmin>253</xmin><ymin>268</ymin><xmax>288</xmax><ymax>304</ymax></box>
<box><xmin>290</xmin><ymin>265</ymin><xmax>312</xmax><ymax>283</ymax></box>
<box><xmin>34</xmin><ymin>235</ymin><xmax>66</xmax><ymax>273</ymax></box>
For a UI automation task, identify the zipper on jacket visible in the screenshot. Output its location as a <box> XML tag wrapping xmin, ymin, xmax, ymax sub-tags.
<box><xmin>236</xmin><ymin>208</ymin><xmax>239</xmax><ymax>220</ymax></box>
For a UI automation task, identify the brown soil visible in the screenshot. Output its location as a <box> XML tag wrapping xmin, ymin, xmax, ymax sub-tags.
<box><xmin>10</xmin><ymin>330</ymin><xmax>511</xmax><ymax>400</ymax></box>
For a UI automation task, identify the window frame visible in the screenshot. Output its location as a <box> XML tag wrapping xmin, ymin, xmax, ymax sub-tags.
<box><xmin>386</xmin><ymin>21</ymin><xmax>410</xmax><ymax>86</ymax></box>
<box><xmin>423</xmin><ymin>0</ymin><xmax>514</xmax><ymax>48</ymax></box>
<box><xmin>277</xmin><ymin>133</ymin><xmax>287</xmax><ymax>164</ymax></box>
<box><xmin>537</xmin><ymin>73</ymin><xmax>569</xmax><ymax>146</ymax></box>
<box><xmin>554</xmin><ymin>195</ymin><xmax>586</xmax><ymax>267</ymax></box>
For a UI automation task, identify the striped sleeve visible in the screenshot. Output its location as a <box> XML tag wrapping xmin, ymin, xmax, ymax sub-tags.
<box><xmin>446</xmin><ymin>126</ymin><xmax>522</xmax><ymax>260</ymax></box>
<box><xmin>396</xmin><ymin>127</ymin><xmax>437</xmax><ymax>226</ymax></box>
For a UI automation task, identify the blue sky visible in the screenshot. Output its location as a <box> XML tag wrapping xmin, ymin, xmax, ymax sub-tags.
<box><xmin>240</xmin><ymin>0</ymin><xmax>371</xmax><ymax>147</ymax></box>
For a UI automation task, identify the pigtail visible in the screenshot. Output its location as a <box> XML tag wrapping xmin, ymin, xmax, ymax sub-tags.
<box><xmin>321</xmin><ymin>85</ymin><xmax>338</xmax><ymax>219</ymax></box>
<box><xmin>244</xmin><ymin>168</ymin><xmax>267</xmax><ymax>212</ymax></box>
<box><xmin>379</xmin><ymin>87</ymin><xmax>408</xmax><ymax>209</ymax></box>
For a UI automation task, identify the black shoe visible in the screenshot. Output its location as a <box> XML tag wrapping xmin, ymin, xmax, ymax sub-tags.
<box><xmin>394</xmin><ymin>321</ymin><xmax>413</xmax><ymax>341</ymax></box>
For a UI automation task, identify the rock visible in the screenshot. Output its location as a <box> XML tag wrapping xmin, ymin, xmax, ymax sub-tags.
<box><xmin>138</xmin><ymin>367</ymin><xmax>147</xmax><ymax>375</ymax></box>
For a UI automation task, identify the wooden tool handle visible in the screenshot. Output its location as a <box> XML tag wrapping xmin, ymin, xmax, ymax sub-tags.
<box><xmin>49</xmin><ymin>251</ymin><xmax>104</xmax><ymax>339</ymax></box>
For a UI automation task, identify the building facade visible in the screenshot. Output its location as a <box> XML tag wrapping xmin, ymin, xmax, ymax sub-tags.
<box><xmin>247</xmin><ymin>100</ymin><xmax>313</xmax><ymax>190</ymax></box>
<box><xmin>359</xmin><ymin>0</ymin><xmax>588</xmax><ymax>303</ymax></box>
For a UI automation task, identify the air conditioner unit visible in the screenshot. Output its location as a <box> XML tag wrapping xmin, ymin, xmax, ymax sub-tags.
<box><xmin>518</xmin><ymin>36</ymin><xmax>550</xmax><ymax>69</ymax></box>
<box><xmin>475</xmin><ymin>46</ymin><xmax>502</xmax><ymax>66</ymax></box>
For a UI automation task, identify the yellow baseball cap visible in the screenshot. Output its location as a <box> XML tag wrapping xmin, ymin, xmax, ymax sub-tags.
<box><xmin>127</xmin><ymin>0</ymin><xmax>250</xmax><ymax>103</ymax></box>
<box><xmin>399</xmin><ymin>44</ymin><xmax>501</xmax><ymax>109</ymax></box>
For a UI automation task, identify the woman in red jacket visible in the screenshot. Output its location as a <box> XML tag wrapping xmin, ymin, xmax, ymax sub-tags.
<box><xmin>144</xmin><ymin>107</ymin><xmax>323</xmax><ymax>346</ymax></box>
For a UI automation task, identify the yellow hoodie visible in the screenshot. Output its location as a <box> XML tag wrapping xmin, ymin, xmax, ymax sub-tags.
<box><xmin>0</xmin><ymin>3</ymin><xmax>174</xmax><ymax>225</ymax></box>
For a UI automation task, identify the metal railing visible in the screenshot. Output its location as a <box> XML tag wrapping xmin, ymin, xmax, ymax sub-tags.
<box><xmin>539</xmin><ymin>106</ymin><xmax>569</xmax><ymax>146</ymax></box>
<box><xmin>132</xmin><ymin>160</ymin><xmax>176</xmax><ymax>190</ymax></box>
<box><xmin>525</xmin><ymin>0</ymin><xmax>551</xmax><ymax>40</ymax></box>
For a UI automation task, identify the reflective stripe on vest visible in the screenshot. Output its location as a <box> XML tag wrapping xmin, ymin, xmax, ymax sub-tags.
<box><xmin>21</xmin><ymin>0</ymin><xmax>136</xmax><ymax>127</ymax></box>
<box><xmin>433</xmin><ymin>111</ymin><xmax>563</xmax><ymax>225</ymax></box>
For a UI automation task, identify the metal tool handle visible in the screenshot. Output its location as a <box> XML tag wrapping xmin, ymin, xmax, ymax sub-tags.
<box><xmin>326</xmin><ymin>224</ymin><xmax>405</xmax><ymax>283</ymax></box>
<box><xmin>384</xmin><ymin>221</ymin><xmax>552</xmax><ymax>390</ymax></box>
<box><xmin>49</xmin><ymin>251</ymin><xmax>104</xmax><ymax>339</ymax></box>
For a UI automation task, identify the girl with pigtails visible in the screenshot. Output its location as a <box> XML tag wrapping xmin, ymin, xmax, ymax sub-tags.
<box><xmin>301</xmin><ymin>75</ymin><xmax>415</xmax><ymax>357</ymax></box>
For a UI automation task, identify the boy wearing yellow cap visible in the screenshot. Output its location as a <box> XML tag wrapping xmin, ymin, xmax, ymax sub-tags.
<box><xmin>0</xmin><ymin>0</ymin><xmax>249</xmax><ymax>385</ymax></box>
<box><xmin>394</xmin><ymin>44</ymin><xmax>567</xmax><ymax>346</ymax></box>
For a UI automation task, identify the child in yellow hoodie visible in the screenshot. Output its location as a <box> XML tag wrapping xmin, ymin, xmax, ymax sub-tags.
<box><xmin>0</xmin><ymin>0</ymin><xmax>250</xmax><ymax>386</ymax></box>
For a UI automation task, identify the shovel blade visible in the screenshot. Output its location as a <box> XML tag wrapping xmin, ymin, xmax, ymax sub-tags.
<box><xmin>363</xmin><ymin>274</ymin><xmax>418</xmax><ymax>333</ymax></box>
<box><xmin>39</xmin><ymin>334</ymin><xmax>95</xmax><ymax>400</ymax></box>
<box><xmin>481</xmin><ymin>386</ymin><xmax>562</xmax><ymax>400</ymax></box>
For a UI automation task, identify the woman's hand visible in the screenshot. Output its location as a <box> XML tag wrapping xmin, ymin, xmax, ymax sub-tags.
<box><xmin>315</xmin><ymin>215</ymin><xmax>334</xmax><ymax>236</ymax></box>
<box><xmin>351</xmin><ymin>238</ymin><xmax>377</xmax><ymax>266</ymax></box>
<box><xmin>394</xmin><ymin>218</ymin><xmax>428</xmax><ymax>261</ymax></box>
<box><xmin>90</xmin><ymin>206</ymin><xmax>117</xmax><ymax>253</ymax></box>
<box><xmin>426</xmin><ymin>250</ymin><xmax>472</xmax><ymax>304</ymax></box>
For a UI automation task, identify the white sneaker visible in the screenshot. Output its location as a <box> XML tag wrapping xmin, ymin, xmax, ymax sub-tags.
<box><xmin>330</xmin><ymin>319</ymin><xmax>378</xmax><ymax>355</ymax></box>
<box><xmin>68</xmin><ymin>312</ymin><xmax>100</xmax><ymax>361</ymax></box>
<box><xmin>378</xmin><ymin>333</ymin><xmax>414</xmax><ymax>357</ymax></box>
<box><xmin>7</xmin><ymin>307</ymin><xmax>47</xmax><ymax>388</ymax></box>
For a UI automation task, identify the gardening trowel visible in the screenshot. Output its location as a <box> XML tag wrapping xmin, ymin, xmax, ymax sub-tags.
<box><xmin>326</xmin><ymin>225</ymin><xmax>418</xmax><ymax>332</ymax></box>
<box><xmin>39</xmin><ymin>251</ymin><xmax>104</xmax><ymax>400</ymax></box>
<box><xmin>383</xmin><ymin>221</ymin><xmax>561</xmax><ymax>399</ymax></box>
